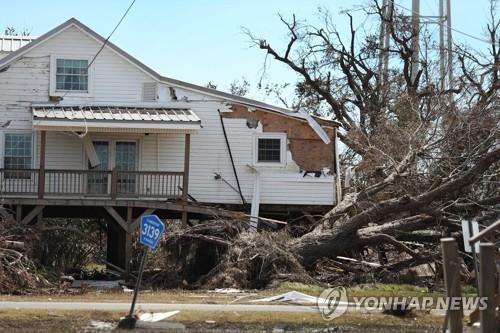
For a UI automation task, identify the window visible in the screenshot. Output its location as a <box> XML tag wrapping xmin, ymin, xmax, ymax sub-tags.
<box><xmin>4</xmin><ymin>133</ymin><xmax>32</xmax><ymax>178</ymax></box>
<box><xmin>258</xmin><ymin>138</ymin><xmax>282</xmax><ymax>162</ymax></box>
<box><xmin>55</xmin><ymin>59</ymin><xmax>88</xmax><ymax>91</ymax></box>
<box><xmin>255</xmin><ymin>134</ymin><xmax>286</xmax><ymax>165</ymax></box>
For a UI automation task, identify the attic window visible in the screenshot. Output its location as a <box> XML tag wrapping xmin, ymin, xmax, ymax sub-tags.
<box><xmin>56</xmin><ymin>59</ymin><xmax>88</xmax><ymax>91</ymax></box>
<box><xmin>142</xmin><ymin>82</ymin><xmax>158</xmax><ymax>102</ymax></box>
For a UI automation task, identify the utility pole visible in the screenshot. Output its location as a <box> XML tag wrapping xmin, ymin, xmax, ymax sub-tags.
<box><xmin>439</xmin><ymin>0</ymin><xmax>446</xmax><ymax>91</ymax></box>
<box><xmin>378</xmin><ymin>0</ymin><xmax>388</xmax><ymax>83</ymax></box>
<box><xmin>411</xmin><ymin>0</ymin><xmax>420</xmax><ymax>83</ymax></box>
<box><xmin>380</xmin><ymin>0</ymin><xmax>452</xmax><ymax>95</ymax></box>
<box><xmin>446</xmin><ymin>0</ymin><xmax>453</xmax><ymax>95</ymax></box>
<box><xmin>439</xmin><ymin>0</ymin><xmax>453</xmax><ymax>94</ymax></box>
<box><xmin>378</xmin><ymin>0</ymin><xmax>394</xmax><ymax>89</ymax></box>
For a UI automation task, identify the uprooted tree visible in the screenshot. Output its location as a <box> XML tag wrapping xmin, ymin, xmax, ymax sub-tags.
<box><xmin>160</xmin><ymin>1</ymin><xmax>499</xmax><ymax>288</ymax></box>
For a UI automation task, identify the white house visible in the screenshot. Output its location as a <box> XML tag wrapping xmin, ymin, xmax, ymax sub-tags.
<box><xmin>0</xmin><ymin>18</ymin><xmax>340</xmax><ymax>271</ymax></box>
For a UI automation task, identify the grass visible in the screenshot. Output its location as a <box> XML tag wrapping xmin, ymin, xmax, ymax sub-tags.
<box><xmin>0</xmin><ymin>308</ymin><xmax>445</xmax><ymax>333</ymax></box>
<box><xmin>270</xmin><ymin>281</ymin><xmax>478</xmax><ymax>299</ymax></box>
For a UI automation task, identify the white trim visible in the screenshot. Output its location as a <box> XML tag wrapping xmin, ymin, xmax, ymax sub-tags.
<box><xmin>253</xmin><ymin>133</ymin><xmax>287</xmax><ymax>167</ymax></box>
<box><xmin>334</xmin><ymin>128</ymin><xmax>342</xmax><ymax>205</ymax></box>
<box><xmin>298</xmin><ymin>109</ymin><xmax>331</xmax><ymax>144</ymax></box>
<box><xmin>49</xmin><ymin>55</ymin><xmax>94</xmax><ymax>97</ymax></box>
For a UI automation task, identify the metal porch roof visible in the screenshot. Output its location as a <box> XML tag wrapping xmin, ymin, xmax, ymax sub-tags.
<box><xmin>32</xmin><ymin>105</ymin><xmax>201</xmax><ymax>133</ymax></box>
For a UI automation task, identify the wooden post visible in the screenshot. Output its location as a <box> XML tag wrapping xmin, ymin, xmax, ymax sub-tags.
<box><xmin>110</xmin><ymin>167</ymin><xmax>117</xmax><ymax>199</ymax></box>
<box><xmin>16</xmin><ymin>205</ymin><xmax>22</xmax><ymax>223</ymax></box>
<box><xmin>37</xmin><ymin>130</ymin><xmax>46</xmax><ymax>199</ymax></box>
<box><xmin>182</xmin><ymin>133</ymin><xmax>191</xmax><ymax>226</ymax></box>
<box><xmin>125</xmin><ymin>206</ymin><xmax>133</xmax><ymax>280</ymax></box>
<box><xmin>479</xmin><ymin>243</ymin><xmax>497</xmax><ymax>333</ymax></box>
<box><xmin>441</xmin><ymin>238</ymin><xmax>463</xmax><ymax>333</ymax></box>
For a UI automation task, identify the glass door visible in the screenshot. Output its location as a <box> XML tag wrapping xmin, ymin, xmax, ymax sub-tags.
<box><xmin>87</xmin><ymin>141</ymin><xmax>109</xmax><ymax>194</ymax></box>
<box><xmin>115</xmin><ymin>141</ymin><xmax>137</xmax><ymax>195</ymax></box>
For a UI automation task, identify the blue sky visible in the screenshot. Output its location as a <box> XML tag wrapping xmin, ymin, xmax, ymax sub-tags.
<box><xmin>0</xmin><ymin>0</ymin><xmax>495</xmax><ymax>104</ymax></box>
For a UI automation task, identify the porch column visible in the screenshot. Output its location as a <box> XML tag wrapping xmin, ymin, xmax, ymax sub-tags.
<box><xmin>182</xmin><ymin>133</ymin><xmax>191</xmax><ymax>225</ymax></box>
<box><xmin>37</xmin><ymin>130</ymin><xmax>46</xmax><ymax>199</ymax></box>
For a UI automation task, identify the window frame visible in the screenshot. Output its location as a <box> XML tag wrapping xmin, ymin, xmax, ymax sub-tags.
<box><xmin>253</xmin><ymin>133</ymin><xmax>287</xmax><ymax>167</ymax></box>
<box><xmin>2</xmin><ymin>132</ymin><xmax>34</xmax><ymax>179</ymax></box>
<box><xmin>50</xmin><ymin>55</ymin><xmax>94</xmax><ymax>96</ymax></box>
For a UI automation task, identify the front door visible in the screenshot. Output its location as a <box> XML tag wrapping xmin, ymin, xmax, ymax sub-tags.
<box><xmin>86</xmin><ymin>140</ymin><xmax>138</xmax><ymax>196</ymax></box>
<box><xmin>115</xmin><ymin>141</ymin><xmax>137</xmax><ymax>195</ymax></box>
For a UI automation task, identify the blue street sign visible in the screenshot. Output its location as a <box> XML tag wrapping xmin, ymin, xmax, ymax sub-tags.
<box><xmin>139</xmin><ymin>215</ymin><xmax>165</xmax><ymax>249</ymax></box>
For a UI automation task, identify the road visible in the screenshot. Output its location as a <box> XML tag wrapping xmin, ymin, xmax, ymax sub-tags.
<box><xmin>0</xmin><ymin>301</ymin><xmax>320</xmax><ymax>313</ymax></box>
<box><xmin>0</xmin><ymin>301</ymin><xmax>455</xmax><ymax>316</ymax></box>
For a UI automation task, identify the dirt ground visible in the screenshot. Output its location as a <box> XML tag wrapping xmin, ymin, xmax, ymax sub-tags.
<box><xmin>0</xmin><ymin>309</ymin><xmax>445</xmax><ymax>333</ymax></box>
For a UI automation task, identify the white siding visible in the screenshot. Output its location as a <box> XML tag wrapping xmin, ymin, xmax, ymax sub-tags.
<box><xmin>0</xmin><ymin>24</ymin><xmax>335</xmax><ymax>206</ymax></box>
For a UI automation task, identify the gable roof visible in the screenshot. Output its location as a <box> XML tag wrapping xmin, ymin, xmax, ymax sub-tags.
<box><xmin>0</xmin><ymin>18</ymin><xmax>340</xmax><ymax>129</ymax></box>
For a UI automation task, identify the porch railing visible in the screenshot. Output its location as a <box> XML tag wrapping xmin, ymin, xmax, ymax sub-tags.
<box><xmin>0</xmin><ymin>168</ymin><xmax>184</xmax><ymax>199</ymax></box>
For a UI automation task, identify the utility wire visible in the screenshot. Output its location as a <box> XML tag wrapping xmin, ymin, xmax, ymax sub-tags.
<box><xmin>59</xmin><ymin>0</ymin><xmax>137</xmax><ymax>101</ymax></box>
<box><xmin>88</xmin><ymin>0</ymin><xmax>137</xmax><ymax>68</ymax></box>
<box><xmin>56</xmin><ymin>0</ymin><xmax>138</xmax><ymax>138</ymax></box>
<box><xmin>393</xmin><ymin>2</ymin><xmax>500</xmax><ymax>47</ymax></box>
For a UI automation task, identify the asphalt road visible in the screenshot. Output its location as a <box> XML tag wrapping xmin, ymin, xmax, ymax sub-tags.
<box><xmin>0</xmin><ymin>301</ymin><xmax>457</xmax><ymax>316</ymax></box>
<box><xmin>0</xmin><ymin>301</ymin><xmax>320</xmax><ymax>313</ymax></box>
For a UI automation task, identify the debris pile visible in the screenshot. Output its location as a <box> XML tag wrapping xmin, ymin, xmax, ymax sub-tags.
<box><xmin>150</xmin><ymin>221</ymin><xmax>315</xmax><ymax>289</ymax></box>
<box><xmin>0</xmin><ymin>208</ymin><xmax>50</xmax><ymax>294</ymax></box>
<box><xmin>150</xmin><ymin>219</ymin><xmax>246</xmax><ymax>288</ymax></box>
<box><xmin>201</xmin><ymin>231</ymin><xmax>314</xmax><ymax>289</ymax></box>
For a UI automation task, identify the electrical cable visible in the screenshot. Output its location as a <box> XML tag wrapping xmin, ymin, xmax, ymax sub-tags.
<box><xmin>55</xmin><ymin>0</ymin><xmax>138</xmax><ymax>137</ymax></box>
<box><xmin>393</xmin><ymin>2</ymin><xmax>500</xmax><ymax>47</ymax></box>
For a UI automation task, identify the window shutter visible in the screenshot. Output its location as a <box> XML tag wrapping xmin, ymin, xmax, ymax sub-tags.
<box><xmin>142</xmin><ymin>82</ymin><xmax>158</xmax><ymax>102</ymax></box>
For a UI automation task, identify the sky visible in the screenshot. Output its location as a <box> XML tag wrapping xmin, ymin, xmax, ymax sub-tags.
<box><xmin>0</xmin><ymin>0</ymin><xmax>496</xmax><ymax>104</ymax></box>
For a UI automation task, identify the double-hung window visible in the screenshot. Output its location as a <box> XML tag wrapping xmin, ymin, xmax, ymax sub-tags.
<box><xmin>55</xmin><ymin>59</ymin><xmax>88</xmax><ymax>91</ymax></box>
<box><xmin>254</xmin><ymin>134</ymin><xmax>286</xmax><ymax>165</ymax></box>
<box><xmin>4</xmin><ymin>133</ymin><xmax>32</xmax><ymax>179</ymax></box>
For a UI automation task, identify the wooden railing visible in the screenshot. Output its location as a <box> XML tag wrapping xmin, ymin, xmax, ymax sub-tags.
<box><xmin>0</xmin><ymin>168</ymin><xmax>184</xmax><ymax>199</ymax></box>
<box><xmin>0</xmin><ymin>169</ymin><xmax>39</xmax><ymax>195</ymax></box>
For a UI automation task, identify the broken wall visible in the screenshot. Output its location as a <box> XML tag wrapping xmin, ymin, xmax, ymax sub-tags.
<box><xmin>222</xmin><ymin>104</ymin><xmax>337</xmax><ymax>171</ymax></box>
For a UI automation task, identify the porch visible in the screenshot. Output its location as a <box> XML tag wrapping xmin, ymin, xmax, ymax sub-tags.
<box><xmin>1</xmin><ymin>104</ymin><xmax>202</xmax><ymax>222</ymax></box>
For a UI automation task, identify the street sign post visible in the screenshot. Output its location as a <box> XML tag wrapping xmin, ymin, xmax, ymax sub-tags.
<box><xmin>118</xmin><ymin>214</ymin><xmax>165</xmax><ymax>329</ymax></box>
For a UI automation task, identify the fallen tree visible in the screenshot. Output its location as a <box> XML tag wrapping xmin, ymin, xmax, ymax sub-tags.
<box><xmin>153</xmin><ymin>1</ymin><xmax>498</xmax><ymax>289</ymax></box>
<box><xmin>241</xmin><ymin>0</ymin><xmax>498</xmax><ymax>283</ymax></box>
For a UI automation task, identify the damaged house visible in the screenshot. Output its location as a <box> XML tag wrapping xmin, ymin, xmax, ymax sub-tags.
<box><xmin>0</xmin><ymin>18</ymin><xmax>340</xmax><ymax>274</ymax></box>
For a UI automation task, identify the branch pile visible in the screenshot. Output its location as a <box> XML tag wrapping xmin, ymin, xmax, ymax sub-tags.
<box><xmin>0</xmin><ymin>208</ymin><xmax>50</xmax><ymax>294</ymax></box>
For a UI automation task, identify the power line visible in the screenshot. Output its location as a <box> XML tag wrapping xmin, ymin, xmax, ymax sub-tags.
<box><xmin>89</xmin><ymin>0</ymin><xmax>137</xmax><ymax>68</ymax></box>
<box><xmin>58</xmin><ymin>0</ymin><xmax>137</xmax><ymax>103</ymax></box>
<box><xmin>56</xmin><ymin>0</ymin><xmax>138</xmax><ymax>138</ymax></box>
<box><xmin>393</xmin><ymin>2</ymin><xmax>499</xmax><ymax>47</ymax></box>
